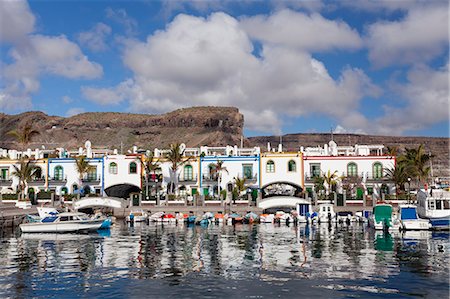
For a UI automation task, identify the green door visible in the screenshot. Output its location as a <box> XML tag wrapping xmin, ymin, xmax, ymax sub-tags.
<box><xmin>356</xmin><ymin>187</ymin><xmax>364</xmax><ymax>199</ymax></box>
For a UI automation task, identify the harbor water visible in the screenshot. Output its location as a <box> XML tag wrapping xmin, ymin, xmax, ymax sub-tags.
<box><xmin>0</xmin><ymin>223</ymin><xmax>448</xmax><ymax>298</ymax></box>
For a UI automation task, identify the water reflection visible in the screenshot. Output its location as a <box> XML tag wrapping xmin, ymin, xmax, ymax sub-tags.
<box><xmin>0</xmin><ymin>223</ymin><xmax>448</xmax><ymax>298</ymax></box>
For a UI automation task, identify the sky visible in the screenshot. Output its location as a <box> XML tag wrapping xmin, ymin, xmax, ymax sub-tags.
<box><xmin>0</xmin><ymin>0</ymin><xmax>448</xmax><ymax>138</ymax></box>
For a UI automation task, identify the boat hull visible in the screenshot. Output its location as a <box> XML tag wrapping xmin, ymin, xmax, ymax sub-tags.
<box><xmin>429</xmin><ymin>217</ymin><xmax>450</xmax><ymax>230</ymax></box>
<box><xmin>401</xmin><ymin>219</ymin><xmax>431</xmax><ymax>230</ymax></box>
<box><xmin>20</xmin><ymin>220</ymin><xmax>104</xmax><ymax>233</ymax></box>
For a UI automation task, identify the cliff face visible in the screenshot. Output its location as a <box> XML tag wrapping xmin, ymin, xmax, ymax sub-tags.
<box><xmin>0</xmin><ymin>107</ymin><xmax>244</xmax><ymax>149</ymax></box>
<box><xmin>247</xmin><ymin>133</ymin><xmax>450</xmax><ymax>177</ymax></box>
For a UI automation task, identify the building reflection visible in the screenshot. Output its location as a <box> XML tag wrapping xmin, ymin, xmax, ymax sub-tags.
<box><xmin>0</xmin><ymin>222</ymin><xmax>447</xmax><ymax>298</ymax></box>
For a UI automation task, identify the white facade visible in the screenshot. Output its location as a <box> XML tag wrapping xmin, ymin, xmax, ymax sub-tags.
<box><xmin>103</xmin><ymin>154</ymin><xmax>142</xmax><ymax>190</ymax></box>
<box><xmin>260</xmin><ymin>152</ymin><xmax>303</xmax><ymax>188</ymax></box>
<box><xmin>48</xmin><ymin>158</ymin><xmax>103</xmax><ymax>195</ymax></box>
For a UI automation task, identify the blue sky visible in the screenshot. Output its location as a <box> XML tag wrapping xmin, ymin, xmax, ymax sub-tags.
<box><xmin>0</xmin><ymin>0</ymin><xmax>448</xmax><ymax>137</ymax></box>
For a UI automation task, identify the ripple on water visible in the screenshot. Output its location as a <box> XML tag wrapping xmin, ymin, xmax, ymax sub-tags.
<box><xmin>0</xmin><ymin>223</ymin><xmax>448</xmax><ymax>298</ymax></box>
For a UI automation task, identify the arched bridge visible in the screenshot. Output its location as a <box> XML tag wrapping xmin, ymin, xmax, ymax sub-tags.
<box><xmin>73</xmin><ymin>197</ymin><xmax>126</xmax><ymax>210</ymax></box>
<box><xmin>258</xmin><ymin>181</ymin><xmax>309</xmax><ymax>210</ymax></box>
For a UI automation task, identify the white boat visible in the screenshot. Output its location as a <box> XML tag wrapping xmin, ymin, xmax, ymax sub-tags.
<box><xmin>368</xmin><ymin>203</ymin><xmax>401</xmax><ymax>231</ymax></box>
<box><xmin>317</xmin><ymin>203</ymin><xmax>337</xmax><ymax>223</ymax></box>
<box><xmin>296</xmin><ymin>202</ymin><xmax>312</xmax><ymax>223</ymax></box>
<box><xmin>398</xmin><ymin>204</ymin><xmax>430</xmax><ymax>230</ymax></box>
<box><xmin>20</xmin><ymin>212</ymin><xmax>104</xmax><ymax>233</ymax></box>
<box><xmin>417</xmin><ymin>189</ymin><xmax>450</xmax><ymax>230</ymax></box>
<box><xmin>126</xmin><ymin>209</ymin><xmax>148</xmax><ymax>222</ymax></box>
<box><xmin>260</xmin><ymin>214</ymin><xmax>274</xmax><ymax>223</ymax></box>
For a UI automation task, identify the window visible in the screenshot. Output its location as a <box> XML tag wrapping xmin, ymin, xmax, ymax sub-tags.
<box><xmin>373</xmin><ymin>162</ymin><xmax>383</xmax><ymax>179</ymax></box>
<box><xmin>72</xmin><ymin>184</ymin><xmax>78</xmax><ymax>193</ymax></box>
<box><xmin>129</xmin><ymin>162</ymin><xmax>137</xmax><ymax>174</ymax></box>
<box><xmin>0</xmin><ymin>168</ymin><xmax>8</xmax><ymax>180</ymax></box>
<box><xmin>54</xmin><ymin>166</ymin><xmax>64</xmax><ymax>180</ymax></box>
<box><xmin>347</xmin><ymin>162</ymin><xmax>358</xmax><ymax>177</ymax></box>
<box><xmin>61</xmin><ymin>187</ymin><xmax>68</xmax><ymax>195</ymax></box>
<box><xmin>109</xmin><ymin>162</ymin><xmax>118</xmax><ymax>174</ymax></box>
<box><xmin>184</xmin><ymin>165</ymin><xmax>193</xmax><ymax>181</ymax></box>
<box><xmin>288</xmin><ymin>160</ymin><xmax>296</xmax><ymax>172</ymax></box>
<box><xmin>266</xmin><ymin>160</ymin><xmax>275</xmax><ymax>173</ymax></box>
<box><xmin>243</xmin><ymin>164</ymin><xmax>253</xmax><ymax>179</ymax></box>
<box><xmin>87</xmin><ymin>168</ymin><xmax>97</xmax><ymax>181</ymax></box>
<box><xmin>310</xmin><ymin>163</ymin><xmax>321</xmax><ymax>178</ymax></box>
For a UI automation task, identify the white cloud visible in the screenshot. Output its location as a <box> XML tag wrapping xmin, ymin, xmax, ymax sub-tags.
<box><xmin>240</xmin><ymin>9</ymin><xmax>363</xmax><ymax>52</ymax></box>
<box><xmin>77</xmin><ymin>23</ymin><xmax>112</xmax><ymax>52</ymax></box>
<box><xmin>66</xmin><ymin>107</ymin><xmax>85</xmax><ymax>117</ymax></box>
<box><xmin>83</xmin><ymin>12</ymin><xmax>377</xmax><ymax>134</ymax></box>
<box><xmin>62</xmin><ymin>95</ymin><xmax>73</xmax><ymax>104</ymax></box>
<box><xmin>81</xmin><ymin>79</ymin><xmax>133</xmax><ymax>105</ymax></box>
<box><xmin>366</xmin><ymin>5</ymin><xmax>448</xmax><ymax>67</ymax></box>
<box><xmin>374</xmin><ymin>63</ymin><xmax>449</xmax><ymax>135</ymax></box>
<box><xmin>1</xmin><ymin>0</ymin><xmax>103</xmax><ymax>114</ymax></box>
<box><xmin>105</xmin><ymin>7</ymin><xmax>137</xmax><ymax>36</ymax></box>
<box><xmin>0</xmin><ymin>0</ymin><xmax>35</xmax><ymax>44</ymax></box>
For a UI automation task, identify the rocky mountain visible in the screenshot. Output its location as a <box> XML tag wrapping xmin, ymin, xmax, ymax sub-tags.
<box><xmin>0</xmin><ymin>107</ymin><xmax>244</xmax><ymax>150</ymax></box>
<box><xmin>1</xmin><ymin>107</ymin><xmax>448</xmax><ymax>176</ymax></box>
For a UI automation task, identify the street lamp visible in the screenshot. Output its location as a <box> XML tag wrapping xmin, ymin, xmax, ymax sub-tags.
<box><xmin>407</xmin><ymin>177</ymin><xmax>411</xmax><ymax>204</ymax></box>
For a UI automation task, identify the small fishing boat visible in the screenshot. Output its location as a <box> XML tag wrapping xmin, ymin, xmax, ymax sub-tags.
<box><xmin>244</xmin><ymin>212</ymin><xmax>259</xmax><ymax>223</ymax></box>
<box><xmin>229</xmin><ymin>213</ymin><xmax>243</xmax><ymax>224</ymax></box>
<box><xmin>20</xmin><ymin>212</ymin><xmax>105</xmax><ymax>233</ymax></box>
<box><xmin>126</xmin><ymin>209</ymin><xmax>148</xmax><ymax>222</ymax></box>
<box><xmin>368</xmin><ymin>203</ymin><xmax>401</xmax><ymax>231</ymax></box>
<box><xmin>417</xmin><ymin>189</ymin><xmax>450</xmax><ymax>230</ymax></box>
<box><xmin>317</xmin><ymin>204</ymin><xmax>337</xmax><ymax>223</ymax></box>
<box><xmin>398</xmin><ymin>205</ymin><xmax>430</xmax><ymax>230</ymax></box>
<box><xmin>259</xmin><ymin>214</ymin><xmax>274</xmax><ymax>223</ymax></box>
<box><xmin>149</xmin><ymin>212</ymin><xmax>164</xmax><ymax>222</ymax></box>
<box><xmin>186</xmin><ymin>215</ymin><xmax>196</xmax><ymax>224</ymax></box>
<box><xmin>214</xmin><ymin>213</ymin><xmax>224</xmax><ymax>224</ymax></box>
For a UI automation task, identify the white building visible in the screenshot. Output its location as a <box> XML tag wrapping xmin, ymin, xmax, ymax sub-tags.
<box><xmin>302</xmin><ymin>140</ymin><xmax>396</xmax><ymax>202</ymax></box>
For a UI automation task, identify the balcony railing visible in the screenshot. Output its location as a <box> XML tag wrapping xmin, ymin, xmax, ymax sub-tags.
<box><xmin>81</xmin><ymin>176</ymin><xmax>101</xmax><ymax>184</ymax></box>
<box><xmin>235</xmin><ymin>173</ymin><xmax>258</xmax><ymax>182</ymax></box>
<box><xmin>178</xmin><ymin>174</ymin><xmax>198</xmax><ymax>182</ymax></box>
<box><xmin>304</xmin><ymin>172</ymin><xmax>390</xmax><ymax>181</ymax></box>
<box><xmin>0</xmin><ymin>178</ymin><xmax>12</xmax><ymax>186</ymax></box>
<box><xmin>48</xmin><ymin>176</ymin><xmax>67</xmax><ymax>185</ymax></box>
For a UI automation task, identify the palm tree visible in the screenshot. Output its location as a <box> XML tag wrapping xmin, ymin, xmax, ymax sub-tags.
<box><xmin>233</xmin><ymin>177</ymin><xmax>247</xmax><ymax>199</ymax></box>
<box><xmin>386</xmin><ymin>146</ymin><xmax>399</xmax><ymax>157</ymax></box>
<box><xmin>385</xmin><ymin>163</ymin><xmax>408</xmax><ymax>196</ymax></box>
<box><xmin>7</xmin><ymin>122</ymin><xmax>40</xmax><ymax>148</ymax></box>
<box><xmin>323</xmin><ymin>170</ymin><xmax>339</xmax><ymax>196</ymax></box>
<box><xmin>165</xmin><ymin>143</ymin><xmax>188</xmax><ymax>195</ymax></box>
<box><xmin>11</xmin><ymin>159</ymin><xmax>37</xmax><ymax>200</ymax></box>
<box><xmin>75</xmin><ymin>156</ymin><xmax>91</xmax><ymax>191</ymax></box>
<box><xmin>142</xmin><ymin>152</ymin><xmax>160</xmax><ymax>199</ymax></box>
<box><xmin>401</xmin><ymin>144</ymin><xmax>432</xmax><ymax>187</ymax></box>
<box><xmin>210</xmin><ymin>160</ymin><xmax>228</xmax><ymax>199</ymax></box>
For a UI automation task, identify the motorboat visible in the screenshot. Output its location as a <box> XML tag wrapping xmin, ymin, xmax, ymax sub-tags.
<box><xmin>259</xmin><ymin>214</ymin><xmax>274</xmax><ymax>223</ymax></box>
<box><xmin>317</xmin><ymin>203</ymin><xmax>337</xmax><ymax>223</ymax></box>
<box><xmin>368</xmin><ymin>203</ymin><xmax>401</xmax><ymax>231</ymax></box>
<box><xmin>244</xmin><ymin>212</ymin><xmax>259</xmax><ymax>223</ymax></box>
<box><xmin>20</xmin><ymin>212</ymin><xmax>105</xmax><ymax>233</ymax></box>
<box><xmin>126</xmin><ymin>209</ymin><xmax>148</xmax><ymax>222</ymax></box>
<box><xmin>417</xmin><ymin>189</ymin><xmax>450</xmax><ymax>230</ymax></box>
<box><xmin>398</xmin><ymin>204</ymin><xmax>430</xmax><ymax>230</ymax></box>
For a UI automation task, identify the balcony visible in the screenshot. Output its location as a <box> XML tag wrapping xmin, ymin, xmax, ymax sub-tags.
<box><xmin>28</xmin><ymin>177</ymin><xmax>46</xmax><ymax>186</ymax></box>
<box><xmin>81</xmin><ymin>176</ymin><xmax>101</xmax><ymax>185</ymax></box>
<box><xmin>202</xmin><ymin>174</ymin><xmax>218</xmax><ymax>183</ymax></box>
<box><xmin>178</xmin><ymin>174</ymin><xmax>198</xmax><ymax>184</ymax></box>
<box><xmin>0</xmin><ymin>178</ymin><xmax>12</xmax><ymax>186</ymax></box>
<box><xmin>48</xmin><ymin>176</ymin><xmax>67</xmax><ymax>186</ymax></box>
